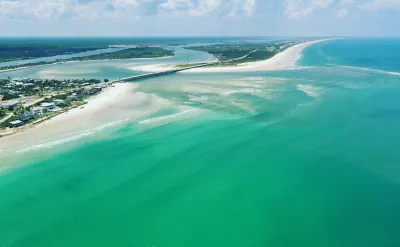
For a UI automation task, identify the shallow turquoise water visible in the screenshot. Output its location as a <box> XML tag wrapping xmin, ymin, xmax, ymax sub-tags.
<box><xmin>1</xmin><ymin>39</ymin><xmax>400</xmax><ymax>246</ymax></box>
<box><xmin>0</xmin><ymin>46</ymin><xmax>214</xmax><ymax>80</ymax></box>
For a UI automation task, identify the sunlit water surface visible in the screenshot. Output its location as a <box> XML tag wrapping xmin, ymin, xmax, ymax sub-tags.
<box><xmin>1</xmin><ymin>39</ymin><xmax>400</xmax><ymax>247</ymax></box>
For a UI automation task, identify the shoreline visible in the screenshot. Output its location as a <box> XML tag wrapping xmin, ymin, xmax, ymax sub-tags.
<box><xmin>183</xmin><ymin>39</ymin><xmax>327</xmax><ymax>73</ymax></box>
<box><xmin>0</xmin><ymin>55</ymin><xmax>175</xmax><ymax>74</ymax></box>
<box><xmin>0</xmin><ymin>81</ymin><xmax>175</xmax><ymax>158</ymax></box>
<box><xmin>0</xmin><ymin>39</ymin><xmax>325</xmax><ymax>158</ymax></box>
<box><xmin>127</xmin><ymin>40</ymin><xmax>328</xmax><ymax>74</ymax></box>
<box><xmin>0</xmin><ymin>83</ymin><xmax>129</xmax><ymax>145</ymax></box>
<box><xmin>0</xmin><ymin>83</ymin><xmax>127</xmax><ymax>138</ymax></box>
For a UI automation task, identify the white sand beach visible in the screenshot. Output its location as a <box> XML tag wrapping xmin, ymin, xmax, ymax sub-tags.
<box><xmin>0</xmin><ymin>83</ymin><xmax>170</xmax><ymax>156</ymax></box>
<box><xmin>185</xmin><ymin>40</ymin><xmax>325</xmax><ymax>73</ymax></box>
<box><xmin>127</xmin><ymin>40</ymin><xmax>325</xmax><ymax>74</ymax></box>
<box><xmin>0</xmin><ymin>40</ymin><xmax>324</xmax><ymax>157</ymax></box>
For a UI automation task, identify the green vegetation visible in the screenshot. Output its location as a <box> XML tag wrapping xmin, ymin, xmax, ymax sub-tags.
<box><xmin>0</xmin><ymin>77</ymin><xmax>105</xmax><ymax>130</ymax></box>
<box><xmin>0</xmin><ymin>47</ymin><xmax>174</xmax><ymax>71</ymax></box>
<box><xmin>72</xmin><ymin>47</ymin><xmax>174</xmax><ymax>61</ymax></box>
<box><xmin>0</xmin><ymin>78</ymin><xmax>102</xmax><ymax>101</ymax></box>
<box><xmin>0</xmin><ymin>42</ymin><xmax>104</xmax><ymax>63</ymax></box>
<box><xmin>189</xmin><ymin>41</ymin><xmax>295</xmax><ymax>65</ymax></box>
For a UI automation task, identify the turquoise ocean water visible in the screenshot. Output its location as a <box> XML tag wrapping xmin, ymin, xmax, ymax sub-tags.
<box><xmin>1</xmin><ymin>38</ymin><xmax>400</xmax><ymax>246</ymax></box>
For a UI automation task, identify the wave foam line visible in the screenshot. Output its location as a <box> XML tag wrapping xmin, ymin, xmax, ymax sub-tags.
<box><xmin>16</xmin><ymin>131</ymin><xmax>94</xmax><ymax>153</ymax></box>
<box><xmin>138</xmin><ymin>109</ymin><xmax>197</xmax><ymax>125</ymax></box>
<box><xmin>336</xmin><ymin>65</ymin><xmax>400</xmax><ymax>76</ymax></box>
<box><xmin>16</xmin><ymin>119</ymin><xmax>128</xmax><ymax>154</ymax></box>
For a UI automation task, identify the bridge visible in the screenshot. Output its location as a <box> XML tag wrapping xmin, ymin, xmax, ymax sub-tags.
<box><xmin>111</xmin><ymin>62</ymin><xmax>219</xmax><ymax>83</ymax></box>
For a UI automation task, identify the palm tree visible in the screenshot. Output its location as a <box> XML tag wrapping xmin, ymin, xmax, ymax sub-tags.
<box><xmin>13</xmin><ymin>105</ymin><xmax>25</xmax><ymax>115</ymax></box>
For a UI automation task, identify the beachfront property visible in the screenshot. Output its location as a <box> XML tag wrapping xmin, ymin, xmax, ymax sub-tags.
<box><xmin>40</xmin><ymin>102</ymin><xmax>56</xmax><ymax>112</ymax></box>
<box><xmin>67</xmin><ymin>95</ymin><xmax>79</xmax><ymax>101</ymax></box>
<box><xmin>53</xmin><ymin>99</ymin><xmax>67</xmax><ymax>106</ymax></box>
<box><xmin>31</xmin><ymin>106</ymin><xmax>44</xmax><ymax>116</ymax></box>
<box><xmin>0</xmin><ymin>76</ymin><xmax>107</xmax><ymax>131</ymax></box>
<box><xmin>8</xmin><ymin>120</ymin><xmax>24</xmax><ymax>128</ymax></box>
<box><xmin>84</xmin><ymin>87</ymin><xmax>102</xmax><ymax>95</ymax></box>
<box><xmin>0</xmin><ymin>100</ymin><xmax>21</xmax><ymax>110</ymax></box>
<box><xmin>18</xmin><ymin>111</ymin><xmax>35</xmax><ymax>122</ymax></box>
<box><xmin>0</xmin><ymin>77</ymin><xmax>103</xmax><ymax>101</ymax></box>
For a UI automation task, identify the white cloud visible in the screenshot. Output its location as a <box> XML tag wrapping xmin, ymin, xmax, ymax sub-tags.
<box><xmin>0</xmin><ymin>0</ymin><xmax>68</xmax><ymax>19</ymax></box>
<box><xmin>359</xmin><ymin>0</ymin><xmax>400</xmax><ymax>11</ymax></box>
<box><xmin>160</xmin><ymin>0</ymin><xmax>193</xmax><ymax>11</ymax></box>
<box><xmin>243</xmin><ymin>0</ymin><xmax>256</xmax><ymax>16</ymax></box>
<box><xmin>111</xmin><ymin>0</ymin><xmax>154</xmax><ymax>8</ymax></box>
<box><xmin>340</xmin><ymin>0</ymin><xmax>356</xmax><ymax>5</ymax></box>
<box><xmin>161</xmin><ymin>0</ymin><xmax>256</xmax><ymax>17</ymax></box>
<box><xmin>221</xmin><ymin>0</ymin><xmax>256</xmax><ymax>18</ymax></box>
<box><xmin>284</xmin><ymin>0</ymin><xmax>336</xmax><ymax>20</ymax></box>
<box><xmin>188</xmin><ymin>0</ymin><xmax>221</xmax><ymax>16</ymax></box>
<box><xmin>337</xmin><ymin>8</ymin><xmax>348</xmax><ymax>18</ymax></box>
<box><xmin>0</xmin><ymin>0</ymin><xmax>256</xmax><ymax>22</ymax></box>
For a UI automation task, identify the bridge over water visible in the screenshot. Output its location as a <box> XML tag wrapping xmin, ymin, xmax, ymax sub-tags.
<box><xmin>111</xmin><ymin>62</ymin><xmax>219</xmax><ymax>83</ymax></box>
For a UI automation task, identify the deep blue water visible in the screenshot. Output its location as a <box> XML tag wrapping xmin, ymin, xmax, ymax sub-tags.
<box><xmin>300</xmin><ymin>38</ymin><xmax>400</xmax><ymax>73</ymax></box>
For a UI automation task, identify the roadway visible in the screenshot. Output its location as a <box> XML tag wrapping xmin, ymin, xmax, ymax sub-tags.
<box><xmin>111</xmin><ymin>61</ymin><xmax>219</xmax><ymax>83</ymax></box>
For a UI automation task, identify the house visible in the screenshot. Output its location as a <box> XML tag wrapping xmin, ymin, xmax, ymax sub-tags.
<box><xmin>0</xmin><ymin>100</ymin><xmax>21</xmax><ymax>110</ymax></box>
<box><xmin>85</xmin><ymin>87</ymin><xmax>102</xmax><ymax>95</ymax></box>
<box><xmin>9</xmin><ymin>120</ymin><xmax>24</xmax><ymax>128</ymax></box>
<box><xmin>31</xmin><ymin>106</ymin><xmax>44</xmax><ymax>116</ymax></box>
<box><xmin>18</xmin><ymin>111</ymin><xmax>35</xmax><ymax>122</ymax></box>
<box><xmin>40</xmin><ymin>102</ymin><xmax>56</xmax><ymax>112</ymax></box>
<box><xmin>53</xmin><ymin>99</ymin><xmax>67</xmax><ymax>106</ymax></box>
<box><xmin>73</xmin><ymin>88</ymin><xmax>85</xmax><ymax>95</ymax></box>
<box><xmin>67</xmin><ymin>95</ymin><xmax>79</xmax><ymax>101</ymax></box>
<box><xmin>23</xmin><ymin>83</ymin><xmax>35</xmax><ymax>88</ymax></box>
<box><xmin>10</xmin><ymin>80</ymin><xmax>19</xmax><ymax>86</ymax></box>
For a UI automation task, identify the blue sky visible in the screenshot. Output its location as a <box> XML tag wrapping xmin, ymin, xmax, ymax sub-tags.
<box><xmin>0</xmin><ymin>0</ymin><xmax>399</xmax><ymax>36</ymax></box>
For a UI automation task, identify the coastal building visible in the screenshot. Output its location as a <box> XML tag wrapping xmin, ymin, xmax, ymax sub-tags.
<box><xmin>40</xmin><ymin>102</ymin><xmax>56</xmax><ymax>112</ymax></box>
<box><xmin>84</xmin><ymin>87</ymin><xmax>102</xmax><ymax>95</ymax></box>
<box><xmin>0</xmin><ymin>100</ymin><xmax>21</xmax><ymax>110</ymax></box>
<box><xmin>23</xmin><ymin>83</ymin><xmax>35</xmax><ymax>88</ymax></box>
<box><xmin>67</xmin><ymin>95</ymin><xmax>79</xmax><ymax>101</ymax></box>
<box><xmin>53</xmin><ymin>99</ymin><xmax>67</xmax><ymax>106</ymax></box>
<box><xmin>9</xmin><ymin>120</ymin><xmax>24</xmax><ymax>128</ymax></box>
<box><xmin>31</xmin><ymin>106</ymin><xmax>44</xmax><ymax>116</ymax></box>
<box><xmin>18</xmin><ymin>112</ymin><xmax>35</xmax><ymax>122</ymax></box>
